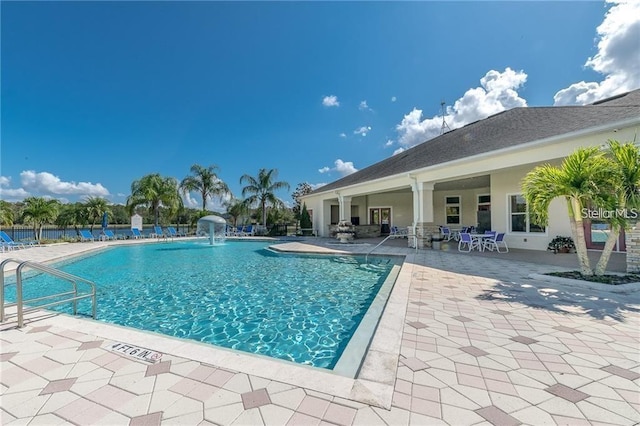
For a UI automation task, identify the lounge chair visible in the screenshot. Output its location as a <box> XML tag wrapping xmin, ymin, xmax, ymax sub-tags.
<box><xmin>239</xmin><ymin>225</ymin><xmax>254</xmax><ymax>236</ymax></box>
<box><xmin>0</xmin><ymin>230</ymin><xmax>28</xmax><ymax>249</ymax></box>
<box><xmin>100</xmin><ymin>229</ymin><xmax>117</xmax><ymax>241</ymax></box>
<box><xmin>151</xmin><ymin>225</ymin><xmax>167</xmax><ymax>239</ymax></box>
<box><xmin>440</xmin><ymin>226</ymin><xmax>453</xmax><ymax>241</ymax></box>
<box><xmin>167</xmin><ymin>227</ymin><xmax>184</xmax><ymax>238</ymax></box>
<box><xmin>390</xmin><ymin>226</ymin><xmax>408</xmax><ymax>238</ymax></box>
<box><xmin>131</xmin><ymin>228</ymin><xmax>144</xmax><ymax>239</ymax></box>
<box><xmin>79</xmin><ymin>230</ymin><xmax>95</xmax><ymax>242</ymax></box>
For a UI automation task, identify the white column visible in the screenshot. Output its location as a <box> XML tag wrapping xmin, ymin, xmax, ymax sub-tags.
<box><xmin>421</xmin><ymin>182</ymin><xmax>435</xmax><ymax>223</ymax></box>
<box><xmin>338</xmin><ymin>194</ymin><xmax>352</xmax><ymax>222</ymax></box>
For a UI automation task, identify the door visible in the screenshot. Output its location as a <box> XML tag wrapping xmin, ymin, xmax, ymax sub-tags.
<box><xmin>370</xmin><ymin>208</ymin><xmax>391</xmax><ymax>235</ymax></box>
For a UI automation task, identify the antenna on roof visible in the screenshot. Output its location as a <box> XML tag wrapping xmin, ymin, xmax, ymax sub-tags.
<box><xmin>440</xmin><ymin>100</ymin><xmax>451</xmax><ymax>135</ymax></box>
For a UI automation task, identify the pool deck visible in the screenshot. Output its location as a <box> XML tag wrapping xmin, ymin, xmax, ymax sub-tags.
<box><xmin>1</xmin><ymin>237</ymin><xmax>639</xmax><ymax>425</ymax></box>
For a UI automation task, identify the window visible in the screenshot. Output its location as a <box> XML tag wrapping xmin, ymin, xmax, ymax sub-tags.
<box><xmin>445</xmin><ymin>196</ymin><xmax>461</xmax><ymax>225</ymax></box>
<box><xmin>477</xmin><ymin>194</ymin><xmax>491</xmax><ymax>212</ymax></box>
<box><xmin>509</xmin><ymin>194</ymin><xmax>545</xmax><ymax>233</ymax></box>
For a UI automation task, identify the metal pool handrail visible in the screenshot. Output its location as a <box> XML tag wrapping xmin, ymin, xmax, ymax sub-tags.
<box><xmin>365</xmin><ymin>233</ymin><xmax>418</xmax><ymax>263</ymax></box>
<box><xmin>0</xmin><ymin>258</ymin><xmax>97</xmax><ymax>328</ymax></box>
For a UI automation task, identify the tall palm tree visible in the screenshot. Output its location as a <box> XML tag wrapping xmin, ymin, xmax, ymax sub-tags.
<box><xmin>179</xmin><ymin>164</ymin><xmax>230</xmax><ymax>212</ymax></box>
<box><xmin>84</xmin><ymin>196</ymin><xmax>112</xmax><ymax>232</ymax></box>
<box><xmin>55</xmin><ymin>203</ymin><xmax>87</xmax><ymax>238</ymax></box>
<box><xmin>240</xmin><ymin>168</ymin><xmax>290</xmax><ymax>227</ymax></box>
<box><xmin>0</xmin><ymin>200</ymin><xmax>15</xmax><ymax>227</ymax></box>
<box><xmin>522</xmin><ymin>147</ymin><xmax>617</xmax><ymax>276</ymax></box>
<box><xmin>21</xmin><ymin>197</ymin><xmax>60</xmax><ymax>240</ymax></box>
<box><xmin>594</xmin><ymin>140</ymin><xmax>640</xmax><ymax>275</ymax></box>
<box><xmin>126</xmin><ymin>174</ymin><xmax>182</xmax><ymax>226</ymax></box>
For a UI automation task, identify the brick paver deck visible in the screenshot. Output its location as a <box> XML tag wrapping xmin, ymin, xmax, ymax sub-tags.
<box><xmin>1</xmin><ymin>239</ymin><xmax>638</xmax><ymax>425</ymax></box>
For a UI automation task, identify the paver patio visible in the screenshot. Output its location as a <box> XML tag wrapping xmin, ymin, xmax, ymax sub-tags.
<box><xmin>1</xmin><ymin>239</ymin><xmax>638</xmax><ymax>425</ymax></box>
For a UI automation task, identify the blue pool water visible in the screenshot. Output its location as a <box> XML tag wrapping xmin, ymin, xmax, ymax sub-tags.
<box><xmin>7</xmin><ymin>240</ymin><xmax>397</xmax><ymax>369</ymax></box>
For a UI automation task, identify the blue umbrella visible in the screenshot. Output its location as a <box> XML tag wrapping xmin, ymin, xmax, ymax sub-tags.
<box><xmin>101</xmin><ymin>212</ymin><xmax>108</xmax><ymax>229</ymax></box>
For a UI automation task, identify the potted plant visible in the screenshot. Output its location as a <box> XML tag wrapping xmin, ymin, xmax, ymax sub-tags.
<box><xmin>547</xmin><ymin>235</ymin><xmax>575</xmax><ymax>253</ymax></box>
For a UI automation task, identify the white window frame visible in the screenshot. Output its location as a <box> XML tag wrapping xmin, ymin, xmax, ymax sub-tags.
<box><xmin>507</xmin><ymin>193</ymin><xmax>546</xmax><ymax>234</ymax></box>
<box><xmin>444</xmin><ymin>195</ymin><xmax>461</xmax><ymax>225</ymax></box>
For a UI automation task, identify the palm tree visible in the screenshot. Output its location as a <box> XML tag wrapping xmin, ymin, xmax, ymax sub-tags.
<box><xmin>126</xmin><ymin>174</ymin><xmax>182</xmax><ymax>226</ymax></box>
<box><xmin>84</xmin><ymin>196</ymin><xmax>112</xmax><ymax>232</ymax></box>
<box><xmin>593</xmin><ymin>140</ymin><xmax>640</xmax><ymax>275</ymax></box>
<box><xmin>522</xmin><ymin>147</ymin><xmax>617</xmax><ymax>276</ymax></box>
<box><xmin>240</xmin><ymin>168</ymin><xmax>290</xmax><ymax>227</ymax></box>
<box><xmin>0</xmin><ymin>200</ymin><xmax>15</xmax><ymax>227</ymax></box>
<box><xmin>223</xmin><ymin>198</ymin><xmax>249</xmax><ymax>227</ymax></box>
<box><xmin>21</xmin><ymin>197</ymin><xmax>60</xmax><ymax>240</ymax></box>
<box><xmin>179</xmin><ymin>164</ymin><xmax>230</xmax><ymax>212</ymax></box>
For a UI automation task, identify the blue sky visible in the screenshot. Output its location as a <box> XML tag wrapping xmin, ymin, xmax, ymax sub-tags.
<box><xmin>2</xmin><ymin>1</ymin><xmax>639</xmax><ymax>210</ymax></box>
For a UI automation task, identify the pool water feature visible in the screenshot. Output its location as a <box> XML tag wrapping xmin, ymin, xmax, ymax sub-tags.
<box><xmin>7</xmin><ymin>240</ymin><xmax>399</xmax><ymax>371</ymax></box>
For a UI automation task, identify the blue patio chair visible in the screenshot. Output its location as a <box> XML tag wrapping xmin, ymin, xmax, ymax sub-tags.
<box><xmin>0</xmin><ymin>230</ymin><xmax>28</xmax><ymax>249</ymax></box>
<box><xmin>484</xmin><ymin>232</ymin><xmax>508</xmax><ymax>252</ymax></box>
<box><xmin>79</xmin><ymin>230</ymin><xmax>95</xmax><ymax>242</ymax></box>
<box><xmin>151</xmin><ymin>225</ymin><xmax>166</xmax><ymax>239</ymax></box>
<box><xmin>458</xmin><ymin>232</ymin><xmax>479</xmax><ymax>252</ymax></box>
<box><xmin>167</xmin><ymin>226</ymin><xmax>184</xmax><ymax>238</ymax></box>
<box><xmin>100</xmin><ymin>229</ymin><xmax>117</xmax><ymax>241</ymax></box>
<box><xmin>131</xmin><ymin>228</ymin><xmax>144</xmax><ymax>239</ymax></box>
<box><xmin>441</xmin><ymin>226</ymin><xmax>453</xmax><ymax>241</ymax></box>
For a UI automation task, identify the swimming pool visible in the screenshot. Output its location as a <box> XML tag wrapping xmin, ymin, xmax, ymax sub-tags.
<box><xmin>7</xmin><ymin>240</ymin><xmax>400</xmax><ymax>371</ymax></box>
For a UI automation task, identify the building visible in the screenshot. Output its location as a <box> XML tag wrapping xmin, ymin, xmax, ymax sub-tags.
<box><xmin>300</xmin><ymin>89</ymin><xmax>640</xmax><ymax>252</ymax></box>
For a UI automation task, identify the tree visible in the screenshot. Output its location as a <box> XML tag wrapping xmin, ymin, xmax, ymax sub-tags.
<box><xmin>55</xmin><ymin>203</ymin><xmax>88</xmax><ymax>237</ymax></box>
<box><xmin>240</xmin><ymin>168</ymin><xmax>290</xmax><ymax>227</ymax></box>
<box><xmin>594</xmin><ymin>140</ymin><xmax>640</xmax><ymax>275</ymax></box>
<box><xmin>84</xmin><ymin>196</ymin><xmax>112</xmax><ymax>232</ymax></box>
<box><xmin>522</xmin><ymin>146</ymin><xmax>617</xmax><ymax>276</ymax></box>
<box><xmin>0</xmin><ymin>200</ymin><xmax>14</xmax><ymax>227</ymax></box>
<box><xmin>292</xmin><ymin>182</ymin><xmax>313</xmax><ymax>218</ymax></box>
<box><xmin>223</xmin><ymin>198</ymin><xmax>249</xmax><ymax>227</ymax></box>
<box><xmin>300</xmin><ymin>203</ymin><xmax>312</xmax><ymax>235</ymax></box>
<box><xmin>21</xmin><ymin>197</ymin><xmax>60</xmax><ymax>240</ymax></box>
<box><xmin>179</xmin><ymin>164</ymin><xmax>231</xmax><ymax>212</ymax></box>
<box><xmin>126</xmin><ymin>174</ymin><xmax>182</xmax><ymax>226</ymax></box>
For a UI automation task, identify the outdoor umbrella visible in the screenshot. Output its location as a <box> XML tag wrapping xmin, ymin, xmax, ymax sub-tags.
<box><xmin>101</xmin><ymin>212</ymin><xmax>108</xmax><ymax>229</ymax></box>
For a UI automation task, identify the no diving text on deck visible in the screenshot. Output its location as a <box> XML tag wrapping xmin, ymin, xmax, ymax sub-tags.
<box><xmin>107</xmin><ymin>342</ymin><xmax>163</xmax><ymax>363</ymax></box>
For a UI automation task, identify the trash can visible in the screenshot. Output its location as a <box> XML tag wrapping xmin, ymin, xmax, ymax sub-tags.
<box><xmin>432</xmin><ymin>235</ymin><xmax>444</xmax><ymax>250</ymax></box>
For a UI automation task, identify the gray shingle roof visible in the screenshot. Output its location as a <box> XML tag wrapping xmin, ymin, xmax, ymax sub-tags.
<box><xmin>312</xmin><ymin>89</ymin><xmax>640</xmax><ymax>195</ymax></box>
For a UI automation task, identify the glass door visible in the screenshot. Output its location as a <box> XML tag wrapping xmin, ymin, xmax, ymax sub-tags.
<box><xmin>369</xmin><ymin>208</ymin><xmax>391</xmax><ymax>235</ymax></box>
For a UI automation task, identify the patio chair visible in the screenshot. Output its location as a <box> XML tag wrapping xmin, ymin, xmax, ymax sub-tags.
<box><xmin>131</xmin><ymin>228</ymin><xmax>145</xmax><ymax>239</ymax></box>
<box><xmin>441</xmin><ymin>226</ymin><xmax>453</xmax><ymax>241</ymax></box>
<box><xmin>167</xmin><ymin>226</ymin><xmax>184</xmax><ymax>238</ymax></box>
<box><xmin>151</xmin><ymin>225</ymin><xmax>167</xmax><ymax>239</ymax></box>
<box><xmin>100</xmin><ymin>229</ymin><xmax>117</xmax><ymax>241</ymax></box>
<box><xmin>484</xmin><ymin>232</ymin><xmax>508</xmax><ymax>252</ymax></box>
<box><xmin>79</xmin><ymin>230</ymin><xmax>95</xmax><ymax>242</ymax></box>
<box><xmin>239</xmin><ymin>225</ymin><xmax>255</xmax><ymax>236</ymax></box>
<box><xmin>458</xmin><ymin>232</ymin><xmax>480</xmax><ymax>252</ymax></box>
<box><xmin>0</xmin><ymin>230</ymin><xmax>28</xmax><ymax>249</ymax></box>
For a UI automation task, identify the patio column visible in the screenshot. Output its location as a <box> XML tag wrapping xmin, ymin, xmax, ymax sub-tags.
<box><xmin>412</xmin><ymin>181</ymin><xmax>438</xmax><ymax>249</ymax></box>
<box><xmin>338</xmin><ymin>195</ymin><xmax>352</xmax><ymax>223</ymax></box>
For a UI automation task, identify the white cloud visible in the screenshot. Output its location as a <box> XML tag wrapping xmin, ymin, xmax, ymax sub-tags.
<box><xmin>318</xmin><ymin>159</ymin><xmax>358</xmax><ymax>177</ymax></box>
<box><xmin>385</xmin><ymin>139</ymin><xmax>394</xmax><ymax>147</ymax></box>
<box><xmin>391</xmin><ymin>96</ymin><xmax>397</xmax><ymax>102</ymax></box>
<box><xmin>395</xmin><ymin>68</ymin><xmax>528</xmax><ymax>148</ymax></box>
<box><xmin>0</xmin><ymin>187</ymin><xmax>31</xmax><ymax>200</ymax></box>
<box><xmin>310</xmin><ymin>182</ymin><xmax>327</xmax><ymax>190</ymax></box>
<box><xmin>393</xmin><ymin>147</ymin><xmax>405</xmax><ymax>156</ymax></box>
<box><xmin>339</xmin><ymin>132</ymin><xmax>347</xmax><ymax>138</ymax></box>
<box><xmin>353</xmin><ymin>126</ymin><xmax>372</xmax><ymax>136</ymax></box>
<box><xmin>359</xmin><ymin>100</ymin><xmax>373</xmax><ymax>111</ymax></box>
<box><xmin>554</xmin><ymin>1</ymin><xmax>640</xmax><ymax>105</ymax></box>
<box><xmin>322</xmin><ymin>95</ymin><xmax>340</xmax><ymax>107</ymax></box>
<box><xmin>20</xmin><ymin>170</ymin><xmax>110</xmax><ymax>197</ymax></box>
<box><xmin>182</xmin><ymin>192</ymin><xmax>199</xmax><ymax>208</ymax></box>
<box><xmin>0</xmin><ymin>176</ymin><xmax>10</xmax><ymax>187</ymax></box>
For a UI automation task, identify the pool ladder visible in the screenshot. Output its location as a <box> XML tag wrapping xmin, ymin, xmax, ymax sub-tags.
<box><xmin>0</xmin><ymin>258</ymin><xmax>97</xmax><ymax>328</ymax></box>
<box><xmin>365</xmin><ymin>233</ymin><xmax>418</xmax><ymax>263</ymax></box>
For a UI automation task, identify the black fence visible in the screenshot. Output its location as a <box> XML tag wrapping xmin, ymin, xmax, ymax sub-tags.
<box><xmin>2</xmin><ymin>225</ymin><xmax>191</xmax><ymax>242</ymax></box>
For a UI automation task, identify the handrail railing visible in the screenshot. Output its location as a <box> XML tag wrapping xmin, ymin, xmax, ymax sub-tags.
<box><xmin>365</xmin><ymin>234</ymin><xmax>418</xmax><ymax>263</ymax></box>
<box><xmin>1</xmin><ymin>258</ymin><xmax>96</xmax><ymax>328</ymax></box>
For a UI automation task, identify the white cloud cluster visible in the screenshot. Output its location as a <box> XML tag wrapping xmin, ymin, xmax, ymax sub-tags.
<box><xmin>359</xmin><ymin>100</ymin><xmax>373</xmax><ymax>111</ymax></box>
<box><xmin>318</xmin><ymin>159</ymin><xmax>358</xmax><ymax>177</ymax></box>
<box><xmin>0</xmin><ymin>170</ymin><xmax>110</xmax><ymax>201</ymax></box>
<box><xmin>322</xmin><ymin>95</ymin><xmax>340</xmax><ymax>107</ymax></box>
<box><xmin>394</xmin><ymin>68</ymin><xmax>528</xmax><ymax>149</ymax></box>
<box><xmin>554</xmin><ymin>1</ymin><xmax>640</xmax><ymax>105</ymax></box>
<box><xmin>353</xmin><ymin>126</ymin><xmax>372</xmax><ymax>137</ymax></box>
<box><xmin>339</xmin><ymin>132</ymin><xmax>347</xmax><ymax>138</ymax></box>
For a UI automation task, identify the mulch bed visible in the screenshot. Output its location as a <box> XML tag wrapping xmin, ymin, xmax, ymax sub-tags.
<box><xmin>547</xmin><ymin>271</ymin><xmax>640</xmax><ymax>285</ymax></box>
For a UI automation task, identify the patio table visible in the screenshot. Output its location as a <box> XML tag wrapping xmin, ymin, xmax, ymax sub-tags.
<box><xmin>468</xmin><ymin>233</ymin><xmax>493</xmax><ymax>251</ymax></box>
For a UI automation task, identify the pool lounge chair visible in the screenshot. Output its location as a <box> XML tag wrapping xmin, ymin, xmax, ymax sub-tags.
<box><xmin>131</xmin><ymin>228</ymin><xmax>144</xmax><ymax>239</ymax></box>
<box><xmin>151</xmin><ymin>225</ymin><xmax>168</xmax><ymax>239</ymax></box>
<box><xmin>0</xmin><ymin>230</ymin><xmax>29</xmax><ymax>250</ymax></box>
<box><xmin>79</xmin><ymin>230</ymin><xmax>95</xmax><ymax>242</ymax></box>
<box><xmin>167</xmin><ymin>227</ymin><xmax>185</xmax><ymax>238</ymax></box>
<box><xmin>99</xmin><ymin>229</ymin><xmax>117</xmax><ymax>241</ymax></box>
